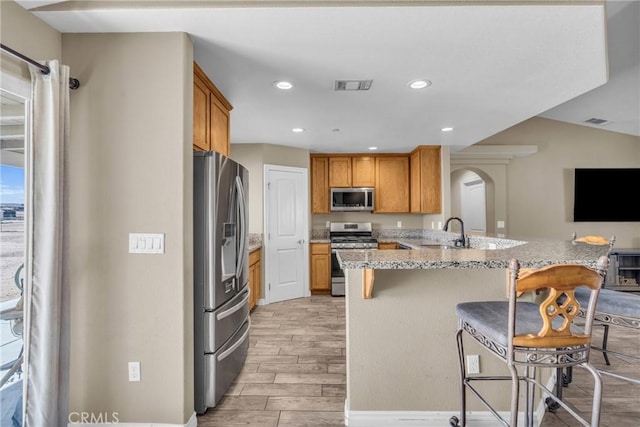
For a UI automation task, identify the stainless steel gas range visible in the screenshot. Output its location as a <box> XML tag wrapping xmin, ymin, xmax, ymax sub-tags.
<box><xmin>330</xmin><ymin>222</ymin><xmax>378</xmax><ymax>296</ymax></box>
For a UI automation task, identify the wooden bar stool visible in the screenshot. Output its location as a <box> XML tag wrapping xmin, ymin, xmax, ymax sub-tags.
<box><xmin>548</xmin><ymin>234</ymin><xmax>616</xmax><ymax>409</ymax></box>
<box><xmin>450</xmin><ymin>256</ymin><xmax>609</xmax><ymax>427</ymax></box>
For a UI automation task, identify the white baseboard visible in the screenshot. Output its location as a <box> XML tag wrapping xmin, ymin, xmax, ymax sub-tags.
<box><xmin>257</xmin><ymin>298</ymin><xmax>266</xmax><ymax>306</ymax></box>
<box><xmin>345</xmin><ymin>375</ymin><xmax>557</xmax><ymax>427</ymax></box>
<box><xmin>345</xmin><ymin>410</ymin><xmax>516</xmax><ymax>426</ymax></box>
<box><xmin>67</xmin><ymin>411</ymin><xmax>196</xmax><ymax>427</ymax></box>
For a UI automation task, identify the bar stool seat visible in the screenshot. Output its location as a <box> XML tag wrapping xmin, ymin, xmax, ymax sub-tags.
<box><xmin>575</xmin><ymin>287</ymin><xmax>640</xmax><ymax>321</ymax></box>
<box><xmin>451</xmin><ymin>256</ymin><xmax>609</xmax><ymax>427</ymax></box>
<box><xmin>571</xmin><ymin>287</ymin><xmax>640</xmax><ymax>385</ymax></box>
<box><xmin>456</xmin><ymin>301</ymin><xmax>581</xmax><ymax>350</ymax></box>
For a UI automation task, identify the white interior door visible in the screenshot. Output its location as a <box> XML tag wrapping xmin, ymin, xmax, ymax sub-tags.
<box><xmin>264</xmin><ymin>165</ymin><xmax>309</xmax><ymax>304</ymax></box>
<box><xmin>461</xmin><ymin>177</ymin><xmax>486</xmax><ymax>233</ymax></box>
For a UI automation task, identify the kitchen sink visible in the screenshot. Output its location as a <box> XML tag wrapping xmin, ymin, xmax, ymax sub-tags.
<box><xmin>420</xmin><ymin>243</ymin><xmax>465</xmax><ymax>250</ymax></box>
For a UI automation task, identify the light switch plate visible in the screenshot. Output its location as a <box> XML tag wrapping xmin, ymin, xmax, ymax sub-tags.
<box><xmin>129</xmin><ymin>233</ymin><xmax>164</xmax><ymax>254</ymax></box>
<box><xmin>497</xmin><ymin>221</ymin><xmax>505</xmax><ymax>228</ymax></box>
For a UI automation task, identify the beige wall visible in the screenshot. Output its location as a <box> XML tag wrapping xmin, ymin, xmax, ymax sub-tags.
<box><xmin>345</xmin><ymin>268</ymin><xmax>550</xmax><ymax>415</ymax></box>
<box><xmin>0</xmin><ymin>1</ymin><xmax>61</xmax><ymax>80</ymax></box>
<box><xmin>230</xmin><ymin>143</ymin><xmax>310</xmax><ymax>299</ymax></box>
<box><xmin>478</xmin><ymin>117</ymin><xmax>640</xmax><ymax>247</ymax></box>
<box><xmin>230</xmin><ymin>143</ymin><xmax>310</xmax><ymax>234</ymax></box>
<box><xmin>63</xmin><ymin>33</ymin><xmax>193</xmax><ymax>424</ymax></box>
<box><xmin>312</xmin><ymin>212</ymin><xmax>425</xmax><ymax>231</ymax></box>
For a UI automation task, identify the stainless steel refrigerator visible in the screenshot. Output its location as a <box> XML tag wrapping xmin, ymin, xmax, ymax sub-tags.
<box><xmin>193</xmin><ymin>151</ymin><xmax>249</xmax><ymax>414</ymax></box>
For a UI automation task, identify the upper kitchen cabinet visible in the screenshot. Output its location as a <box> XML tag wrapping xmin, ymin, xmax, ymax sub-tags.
<box><xmin>311</xmin><ymin>156</ymin><xmax>330</xmax><ymax>213</ymax></box>
<box><xmin>329</xmin><ymin>156</ymin><xmax>351</xmax><ymax>188</ymax></box>
<box><xmin>375</xmin><ymin>156</ymin><xmax>410</xmax><ymax>213</ymax></box>
<box><xmin>193</xmin><ymin>62</ymin><xmax>233</xmax><ymax>156</ymax></box>
<box><xmin>193</xmin><ymin>70</ymin><xmax>210</xmax><ymax>151</ymax></box>
<box><xmin>325</xmin><ymin>155</ymin><xmax>375</xmax><ymax>188</ymax></box>
<box><xmin>351</xmin><ymin>156</ymin><xmax>375</xmax><ymax>187</ymax></box>
<box><xmin>328</xmin><ymin>157</ymin><xmax>352</xmax><ymax>187</ymax></box>
<box><xmin>410</xmin><ymin>145</ymin><xmax>442</xmax><ymax>213</ymax></box>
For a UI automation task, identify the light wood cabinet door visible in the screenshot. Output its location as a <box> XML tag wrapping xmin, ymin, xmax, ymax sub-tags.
<box><xmin>410</xmin><ymin>150</ymin><xmax>421</xmax><ymax>212</ymax></box>
<box><xmin>193</xmin><ymin>62</ymin><xmax>233</xmax><ymax>156</ymax></box>
<box><xmin>378</xmin><ymin>242</ymin><xmax>398</xmax><ymax>250</ymax></box>
<box><xmin>249</xmin><ymin>249</ymin><xmax>261</xmax><ymax>310</ymax></box>
<box><xmin>352</xmin><ymin>156</ymin><xmax>375</xmax><ymax>187</ymax></box>
<box><xmin>193</xmin><ymin>73</ymin><xmax>210</xmax><ymax>151</ymax></box>
<box><xmin>375</xmin><ymin>156</ymin><xmax>409</xmax><ymax>213</ymax></box>
<box><xmin>311</xmin><ymin>157</ymin><xmax>330</xmax><ymax>213</ymax></box>
<box><xmin>329</xmin><ymin>157</ymin><xmax>352</xmax><ymax>187</ymax></box>
<box><xmin>409</xmin><ymin>145</ymin><xmax>442</xmax><ymax>213</ymax></box>
<box><xmin>310</xmin><ymin>243</ymin><xmax>331</xmax><ymax>292</ymax></box>
<box><xmin>210</xmin><ymin>96</ymin><xmax>230</xmax><ymax>156</ymax></box>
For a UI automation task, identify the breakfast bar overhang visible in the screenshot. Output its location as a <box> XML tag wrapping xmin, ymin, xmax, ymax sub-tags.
<box><xmin>338</xmin><ymin>234</ymin><xmax>610</xmax><ymax>427</ymax></box>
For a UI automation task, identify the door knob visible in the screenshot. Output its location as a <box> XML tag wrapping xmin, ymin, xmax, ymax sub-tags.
<box><xmin>297</xmin><ymin>239</ymin><xmax>304</xmax><ymax>244</ymax></box>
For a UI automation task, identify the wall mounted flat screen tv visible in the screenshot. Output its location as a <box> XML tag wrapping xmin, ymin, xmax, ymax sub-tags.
<box><xmin>574</xmin><ymin>168</ymin><xmax>640</xmax><ymax>222</ymax></box>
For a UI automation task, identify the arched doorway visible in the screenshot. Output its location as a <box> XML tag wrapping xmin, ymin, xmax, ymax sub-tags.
<box><xmin>450</xmin><ymin>168</ymin><xmax>495</xmax><ymax>235</ymax></box>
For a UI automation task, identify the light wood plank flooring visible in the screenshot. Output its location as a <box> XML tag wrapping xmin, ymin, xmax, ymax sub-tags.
<box><xmin>197</xmin><ymin>295</ymin><xmax>346</xmax><ymax>427</ymax></box>
<box><xmin>197</xmin><ymin>295</ymin><xmax>639</xmax><ymax>426</ymax></box>
<box><xmin>540</xmin><ymin>323</ymin><xmax>640</xmax><ymax>426</ymax></box>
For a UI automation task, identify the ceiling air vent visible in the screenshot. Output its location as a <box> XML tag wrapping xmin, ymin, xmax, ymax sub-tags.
<box><xmin>334</xmin><ymin>80</ymin><xmax>373</xmax><ymax>91</ymax></box>
<box><xmin>584</xmin><ymin>117</ymin><xmax>611</xmax><ymax>125</ymax></box>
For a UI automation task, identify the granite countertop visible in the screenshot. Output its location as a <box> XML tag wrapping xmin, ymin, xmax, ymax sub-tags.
<box><xmin>337</xmin><ymin>234</ymin><xmax>610</xmax><ymax>270</ymax></box>
<box><xmin>248</xmin><ymin>233</ymin><xmax>263</xmax><ymax>252</ymax></box>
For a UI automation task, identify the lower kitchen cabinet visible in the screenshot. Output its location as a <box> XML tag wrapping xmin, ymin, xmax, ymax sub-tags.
<box><xmin>249</xmin><ymin>248</ymin><xmax>261</xmax><ymax>310</ymax></box>
<box><xmin>378</xmin><ymin>242</ymin><xmax>398</xmax><ymax>250</ymax></box>
<box><xmin>310</xmin><ymin>243</ymin><xmax>331</xmax><ymax>294</ymax></box>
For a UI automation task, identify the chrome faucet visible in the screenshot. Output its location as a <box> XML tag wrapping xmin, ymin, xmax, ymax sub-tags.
<box><xmin>443</xmin><ymin>217</ymin><xmax>467</xmax><ymax>248</ymax></box>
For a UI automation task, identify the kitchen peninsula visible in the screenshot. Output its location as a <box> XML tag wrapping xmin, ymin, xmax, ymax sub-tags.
<box><xmin>338</xmin><ymin>233</ymin><xmax>610</xmax><ymax>426</ymax></box>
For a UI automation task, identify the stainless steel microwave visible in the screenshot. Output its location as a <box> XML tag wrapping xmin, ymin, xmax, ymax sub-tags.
<box><xmin>330</xmin><ymin>188</ymin><xmax>374</xmax><ymax>212</ymax></box>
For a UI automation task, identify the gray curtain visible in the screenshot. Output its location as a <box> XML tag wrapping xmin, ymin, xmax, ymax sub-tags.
<box><xmin>24</xmin><ymin>60</ymin><xmax>70</xmax><ymax>427</ymax></box>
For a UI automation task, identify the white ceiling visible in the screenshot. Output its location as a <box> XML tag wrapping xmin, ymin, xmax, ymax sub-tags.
<box><xmin>16</xmin><ymin>1</ymin><xmax>637</xmax><ymax>154</ymax></box>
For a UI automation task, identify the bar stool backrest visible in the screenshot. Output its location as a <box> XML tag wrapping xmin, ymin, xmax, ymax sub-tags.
<box><xmin>507</xmin><ymin>256</ymin><xmax>609</xmax><ymax>349</ymax></box>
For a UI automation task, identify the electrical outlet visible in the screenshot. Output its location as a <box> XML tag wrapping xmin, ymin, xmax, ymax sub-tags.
<box><xmin>497</xmin><ymin>220</ymin><xmax>505</xmax><ymax>229</ymax></box>
<box><xmin>325</xmin><ymin>221</ymin><xmax>330</xmax><ymax>228</ymax></box>
<box><xmin>128</xmin><ymin>362</ymin><xmax>141</xmax><ymax>382</ymax></box>
<box><xmin>467</xmin><ymin>355</ymin><xmax>480</xmax><ymax>374</ymax></box>
<box><xmin>397</xmin><ymin>221</ymin><xmax>402</xmax><ymax>228</ymax></box>
<box><xmin>431</xmin><ymin>221</ymin><xmax>435</xmax><ymax>229</ymax></box>
<box><xmin>437</xmin><ymin>221</ymin><xmax>442</xmax><ymax>229</ymax></box>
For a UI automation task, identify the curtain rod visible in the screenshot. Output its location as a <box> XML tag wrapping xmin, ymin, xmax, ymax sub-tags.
<box><xmin>1</xmin><ymin>43</ymin><xmax>80</xmax><ymax>90</ymax></box>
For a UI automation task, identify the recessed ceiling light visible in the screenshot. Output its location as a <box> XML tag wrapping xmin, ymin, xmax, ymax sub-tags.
<box><xmin>409</xmin><ymin>80</ymin><xmax>431</xmax><ymax>90</ymax></box>
<box><xmin>292</xmin><ymin>128</ymin><xmax>305</xmax><ymax>133</ymax></box>
<box><xmin>368</xmin><ymin>146</ymin><xmax>378</xmax><ymax>151</ymax></box>
<box><xmin>332</xmin><ymin>128</ymin><xmax>340</xmax><ymax>132</ymax></box>
<box><xmin>274</xmin><ymin>81</ymin><xmax>294</xmax><ymax>90</ymax></box>
<box><xmin>441</xmin><ymin>127</ymin><xmax>454</xmax><ymax>132</ymax></box>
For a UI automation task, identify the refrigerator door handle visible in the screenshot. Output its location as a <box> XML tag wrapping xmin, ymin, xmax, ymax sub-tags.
<box><xmin>235</xmin><ymin>176</ymin><xmax>248</xmax><ymax>286</ymax></box>
<box><xmin>216</xmin><ymin>290</ymin><xmax>250</xmax><ymax>321</ymax></box>
<box><xmin>217</xmin><ymin>317</ymin><xmax>251</xmax><ymax>362</ymax></box>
